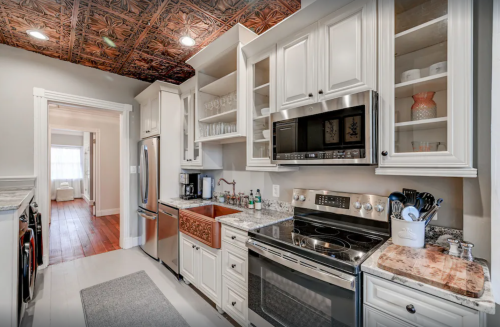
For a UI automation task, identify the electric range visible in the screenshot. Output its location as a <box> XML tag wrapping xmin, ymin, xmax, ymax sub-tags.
<box><xmin>247</xmin><ymin>189</ymin><xmax>390</xmax><ymax>327</ymax></box>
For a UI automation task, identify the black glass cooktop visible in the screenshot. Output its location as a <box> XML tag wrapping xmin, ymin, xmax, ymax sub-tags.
<box><xmin>249</xmin><ymin>218</ymin><xmax>388</xmax><ymax>274</ymax></box>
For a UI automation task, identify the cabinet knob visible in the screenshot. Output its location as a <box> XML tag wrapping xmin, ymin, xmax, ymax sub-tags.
<box><xmin>231</xmin><ymin>236</ymin><xmax>236</xmax><ymax>240</ymax></box>
<box><xmin>406</xmin><ymin>304</ymin><xmax>416</xmax><ymax>314</ymax></box>
<box><xmin>231</xmin><ymin>264</ymin><xmax>236</xmax><ymax>268</ymax></box>
<box><xmin>196</xmin><ymin>247</ymin><xmax>199</xmax><ymax>250</ymax></box>
<box><xmin>381</xmin><ymin>151</ymin><xmax>388</xmax><ymax>156</ymax></box>
<box><xmin>192</xmin><ymin>244</ymin><xmax>196</xmax><ymax>248</ymax></box>
<box><xmin>318</xmin><ymin>90</ymin><xmax>324</xmax><ymax>95</ymax></box>
<box><xmin>231</xmin><ymin>301</ymin><xmax>236</xmax><ymax>306</ymax></box>
<box><xmin>308</xmin><ymin>93</ymin><xmax>313</xmax><ymax>97</ymax></box>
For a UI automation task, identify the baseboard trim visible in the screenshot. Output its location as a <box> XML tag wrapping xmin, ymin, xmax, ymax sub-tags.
<box><xmin>83</xmin><ymin>195</ymin><xmax>90</xmax><ymax>204</ymax></box>
<box><xmin>96</xmin><ymin>208</ymin><xmax>120</xmax><ymax>216</ymax></box>
<box><xmin>121</xmin><ymin>236</ymin><xmax>140</xmax><ymax>249</ymax></box>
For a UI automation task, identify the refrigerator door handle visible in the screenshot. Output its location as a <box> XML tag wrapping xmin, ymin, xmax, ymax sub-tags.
<box><xmin>138</xmin><ymin>209</ymin><xmax>156</xmax><ymax>220</ymax></box>
<box><xmin>144</xmin><ymin>145</ymin><xmax>149</xmax><ymax>204</ymax></box>
<box><xmin>139</xmin><ymin>145</ymin><xmax>145</xmax><ymax>204</ymax></box>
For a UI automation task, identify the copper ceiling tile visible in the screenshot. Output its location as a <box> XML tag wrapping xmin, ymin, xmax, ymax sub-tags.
<box><xmin>0</xmin><ymin>0</ymin><xmax>300</xmax><ymax>83</ymax></box>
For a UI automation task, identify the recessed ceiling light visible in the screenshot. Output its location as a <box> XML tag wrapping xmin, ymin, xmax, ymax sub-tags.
<box><xmin>27</xmin><ymin>29</ymin><xmax>49</xmax><ymax>40</ymax></box>
<box><xmin>180</xmin><ymin>36</ymin><xmax>195</xmax><ymax>47</ymax></box>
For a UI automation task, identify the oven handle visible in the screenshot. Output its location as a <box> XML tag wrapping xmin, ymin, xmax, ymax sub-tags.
<box><xmin>247</xmin><ymin>239</ymin><xmax>356</xmax><ymax>291</ymax></box>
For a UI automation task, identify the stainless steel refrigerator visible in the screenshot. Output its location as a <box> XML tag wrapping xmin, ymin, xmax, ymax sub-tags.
<box><xmin>138</xmin><ymin>137</ymin><xmax>159</xmax><ymax>259</ymax></box>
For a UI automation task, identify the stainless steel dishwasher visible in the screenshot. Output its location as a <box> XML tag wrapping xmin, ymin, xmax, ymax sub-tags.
<box><xmin>158</xmin><ymin>203</ymin><xmax>179</xmax><ymax>275</ymax></box>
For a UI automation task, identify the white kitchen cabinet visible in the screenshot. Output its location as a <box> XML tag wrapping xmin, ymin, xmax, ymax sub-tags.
<box><xmin>187</xmin><ymin>24</ymin><xmax>258</xmax><ymax>144</ymax></box>
<box><xmin>364</xmin><ymin>306</ymin><xmax>414</xmax><ymax>327</ymax></box>
<box><xmin>318</xmin><ymin>0</ymin><xmax>377</xmax><ymax>101</ymax></box>
<box><xmin>363</xmin><ymin>274</ymin><xmax>485</xmax><ymax>327</ymax></box>
<box><xmin>179</xmin><ymin>84</ymin><xmax>223</xmax><ymax>170</ymax></box>
<box><xmin>179</xmin><ymin>232</ymin><xmax>222</xmax><ymax>307</ymax></box>
<box><xmin>140</xmin><ymin>96</ymin><xmax>160</xmax><ymax>139</ymax></box>
<box><xmin>222</xmin><ymin>277</ymin><xmax>248</xmax><ymax>327</ymax></box>
<box><xmin>376</xmin><ymin>0</ymin><xmax>476</xmax><ymax>177</ymax></box>
<box><xmin>277</xmin><ymin>22</ymin><xmax>318</xmax><ymax>111</ymax></box>
<box><xmin>245</xmin><ymin>46</ymin><xmax>299</xmax><ymax>172</ymax></box>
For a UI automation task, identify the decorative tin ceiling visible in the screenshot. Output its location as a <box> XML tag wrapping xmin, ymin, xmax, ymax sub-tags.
<box><xmin>0</xmin><ymin>0</ymin><xmax>300</xmax><ymax>84</ymax></box>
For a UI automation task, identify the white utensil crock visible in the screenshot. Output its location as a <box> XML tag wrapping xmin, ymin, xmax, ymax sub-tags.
<box><xmin>391</xmin><ymin>218</ymin><xmax>425</xmax><ymax>248</ymax></box>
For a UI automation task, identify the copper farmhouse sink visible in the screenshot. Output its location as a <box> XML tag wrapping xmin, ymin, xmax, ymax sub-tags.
<box><xmin>179</xmin><ymin>205</ymin><xmax>241</xmax><ymax>249</ymax></box>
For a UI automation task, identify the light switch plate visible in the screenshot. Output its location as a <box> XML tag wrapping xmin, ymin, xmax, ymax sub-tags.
<box><xmin>130</xmin><ymin>166</ymin><xmax>137</xmax><ymax>174</ymax></box>
<box><xmin>273</xmin><ymin>185</ymin><xmax>280</xmax><ymax>197</ymax></box>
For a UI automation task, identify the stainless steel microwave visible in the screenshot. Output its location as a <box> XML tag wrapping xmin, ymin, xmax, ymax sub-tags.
<box><xmin>271</xmin><ymin>90</ymin><xmax>378</xmax><ymax>165</ymax></box>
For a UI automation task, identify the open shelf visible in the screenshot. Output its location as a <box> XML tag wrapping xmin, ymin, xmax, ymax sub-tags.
<box><xmin>253</xmin><ymin>115</ymin><xmax>269</xmax><ymax>121</ymax></box>
<box><xmin>395</xmin><ymin>73</ymin><xmax>447</xmax><ymax>98</ymax></box>
<box><xmin>198</xmin><ymin>109</ymin><xmax>237</xmax><ymax>124</ymax></box>
<box><xmin>254</xmin><ymin>83</ymin><xmax>270</xmax><ymax>96</ymax></box>
<box><xmin>199</xmin><ymin>71</ymin><xmax>237</xmax><ymax>96</ymax></box>
<box><xmin>254</xmin><ymin>138</ymin><xmax>270</xmax><ymax>143</ymax></box>
<box><xmin>395</xmin><ymin>15</ymin><xmax>448</xmax><ymax>56</ymax></box>
<box><xmin>395</xmin><ymin>117</ymin><xmax>448</xmax><ymax>132</ymax></box>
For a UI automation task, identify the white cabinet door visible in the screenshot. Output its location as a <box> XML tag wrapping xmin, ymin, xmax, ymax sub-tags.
<box><xmin>364</xmin><ymin>306</ymin><xmax>414</xmax><ymax>327</ymax></box>
<box><xmin>140</xmin><ymin>100</ymin><xmax>151</xmax><ymax>139</ymax></box>
<box><xmin>198</xmin><ymin>243</ymin><xmax>222</xmax><ymax>305</ymax></box>
<box><xmin>277</xmin><ymin>22</ymin><xmax>317</xmax><ymax>110</ymax></box>
<box><xmin>180</xmin><ymin>233</ymin><xmax>198</xmax><ymax>284</ymax></box>
<box><xmin>149</xmin><ymin>94</ymin><xmax>160</xmax><ymax>136</ymax></box>
<box><xmin>318</xmin><ymin>0</ymin><xmax>377</xmax><ymax>101</ymax></box>
<box><xmin>222</xmin><ymin>277</ymin><xmax>248</xmax><ymax>327</ymax></box>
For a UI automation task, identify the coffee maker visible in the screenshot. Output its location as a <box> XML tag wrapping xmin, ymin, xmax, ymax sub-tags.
<box><xmin>180</xmin><ymin>173</ymin><xmax>202</xmax><ymax>200</ymax></box>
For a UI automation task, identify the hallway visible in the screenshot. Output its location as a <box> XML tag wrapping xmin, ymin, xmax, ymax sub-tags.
<box><xmin>49</xmin><ymin>199</ymin><xmax>120</xmax><ymax>265</ymax></box>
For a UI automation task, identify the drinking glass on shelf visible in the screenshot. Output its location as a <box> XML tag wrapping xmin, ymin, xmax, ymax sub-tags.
<box><xmin>220</xmin><ymin>96</ymin><xmax>226</xmax><ymax>113</ymax></box>
<box><xmin>213</xmin><ymin>98</ymin><xmax>220</xmax><ymax>115</ymax></box>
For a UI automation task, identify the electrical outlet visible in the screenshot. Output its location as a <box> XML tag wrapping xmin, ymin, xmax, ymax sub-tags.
<box><xmin>130</xmin><ymin>166</ymin><xmax>137</xmax><ymax>174</ymax></box>
<box><xmin>273</xmin><ymin>185</ymin><xmax>280</xmax><ymax>197</ymax></box>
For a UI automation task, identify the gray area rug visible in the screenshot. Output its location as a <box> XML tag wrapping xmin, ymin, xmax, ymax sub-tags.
<box><xmin>80</xmin><ymin>270</ymin><xmax>190</xmax><ymax>327</ymax></box>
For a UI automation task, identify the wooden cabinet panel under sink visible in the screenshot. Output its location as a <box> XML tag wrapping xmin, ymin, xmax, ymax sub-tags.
<box><xmin>180</xmin><ymin>205</ymin><xmax>242</xmax><ymax>249</ymax></box>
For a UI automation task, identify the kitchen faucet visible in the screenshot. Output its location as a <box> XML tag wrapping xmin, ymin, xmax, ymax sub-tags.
<box><xmin>218</xmin><ymin>178</ymin><xmax>236</xmax><ymax>204</ymax></box>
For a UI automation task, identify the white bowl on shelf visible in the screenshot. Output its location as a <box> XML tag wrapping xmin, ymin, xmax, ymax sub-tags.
<box><xmin>429</xmin><ymin>61</ymin><xmax>447</xmax><ymax>76</ymax></box>
<box><xmin>262</xmin><ymin>129</ymin><xmax>270</xmax><ymax>139</ymax></box>
<box><xmin>260</xmin><ymin>108</ymin><xmax>270</xmax><ymax>116</ymax></box>
<box><xmin>400</xmin><ymin>69</ymin><xmax>420</xmax><ymax>83</ymax></box>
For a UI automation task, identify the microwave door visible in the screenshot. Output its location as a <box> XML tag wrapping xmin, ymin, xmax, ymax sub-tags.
<box><xmin>276</xmin><ymin>122</ymin><xmax>298</xmax><ymax>154</ymax></box>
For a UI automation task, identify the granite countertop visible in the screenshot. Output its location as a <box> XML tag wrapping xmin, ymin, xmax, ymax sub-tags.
<box><xmin>159</xmin><ymin>198</ymin><xmax>293</xmax><ymax>231</ymax></box>
<box><xmin>0</xmin><ymin>188</ymin><xmax>35</xmax><ymax>211</ymax></box>
<box><xmin>361</xmin><ymin>239</ymin><xmax>495</xmax><ymax>314</ymax></box>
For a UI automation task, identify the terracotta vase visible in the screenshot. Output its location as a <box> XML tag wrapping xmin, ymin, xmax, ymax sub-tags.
<box><xmin>411</xmin><ymin>92</ymin><xmax>437</xmax><ymax>121</ymax></box>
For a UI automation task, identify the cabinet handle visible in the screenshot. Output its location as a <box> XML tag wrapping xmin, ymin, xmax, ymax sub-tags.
<box><xmin>231</xmin><ymin>236</ymin><xmax>236</xmax><ymax>240</ymax></box>
<box><xmin>318</xmin><ymin>90</ymin><xmax>323</xmax><ymax>95</ymax></box>
<box><xmin>381</xmin><ymin>151</ymin><xmax>388</xmax><ymax>156</ymax></box>
<box><xmin>406</xmin><ymin>304</ymin><xmax>416</xmax><ymax>314</ymax></box>
<box><xmin>192</xmin><ymin>244</ymin><xmax>196</xmax><ymax>248</ymax></box>
<box><xmin>196</xmin><ymin>247</ymin><xmax>199</xmax><ymax>250</ymax></box>
<box><xmin>231</xmin><ymin>301</ymin><xmax>236</xmax><ymax>306</ymax></box>
<box><xmin>231</xmin><ymin>264</ymin><xmax>236</xmax><ymax>268</ymax></box>
<box><xmin>308</xmin><ymin>93</ymin><xmax>313</xmax><ymax>97</ymax></box>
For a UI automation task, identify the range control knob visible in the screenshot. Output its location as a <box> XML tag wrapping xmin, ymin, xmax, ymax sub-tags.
<box><xmin>354</xmin><ymin>202</ymin><xmax>362</xmax><ymax>210</ymax></box>
<box><xmin>293</xmin><ymin>194</ymin><xmax>299</xmax><ymax>201</ymax></box>
<box><xmin>299</xmin><ymin>195</ymin><xmax>306</xmax><ymax>202</ymax></box>
<box><xmin>375</xmin><ymin>204</ymin><xmax>385</xmax><ymax>212</ymax></box>
<box><xmin>363</xmin><ymin>203</ymin><xmax>373</xmax><ymax>211</ymax></box>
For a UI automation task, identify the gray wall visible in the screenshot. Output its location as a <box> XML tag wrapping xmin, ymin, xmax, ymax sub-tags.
<box><xmin>211</xmin><ymin>143</ymin><xmax>464</xmax><ymax>228</ymax></box>
<box><xmin>0</xmin><ymin>44</ymin><xmax>150</xmax><ymax>237</ymax></box>
<box><xmin>51</xmin><ymin>134</ymin><xmax>84</xmax><ymax>146</ymax></box>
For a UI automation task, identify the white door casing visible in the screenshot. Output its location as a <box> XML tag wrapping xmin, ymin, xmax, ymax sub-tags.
<box><xmin>33</xmin><ymin>88</ymin><xmax>132</xmax><ymax>268</ymax></box>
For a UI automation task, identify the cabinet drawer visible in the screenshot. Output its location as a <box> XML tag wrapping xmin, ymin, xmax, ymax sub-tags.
<box><xmin>222</xmin><ymin>241</ymin><xmax>248</xmax><ymax>288</ymax></box>
<box><xmin>222</xmin><ymin>225</ymin><xmax>248</xmax><ymax>250</ymax></box>
<box><xmin>222</xmin><ymin>277</ymin><xmax>248</xmax><ymax>327</ymax></box>
<box><xmin>364</xmin><ymin>305</ymin><xmax>414</xmax><ymax>327</ymax></box>
<box><xmin>364</xmin><ymin>274</ymin><xmax>480</xmax><ymax>327</ymax></box>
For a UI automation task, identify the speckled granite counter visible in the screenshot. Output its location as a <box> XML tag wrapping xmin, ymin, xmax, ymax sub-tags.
<box><xmin>159</xmin><ymin>198</ymin><xmax>293</xmax><ymax>231</ymax></box>
<box><xmin>0</xmin><ymin>188</ymin><xmax>34</xmax><ymax>211</ymax></box>
<box><xmin>361</xmin><ymin>239</ymin><xmax>495</xmax><ymax>314</ymax></box>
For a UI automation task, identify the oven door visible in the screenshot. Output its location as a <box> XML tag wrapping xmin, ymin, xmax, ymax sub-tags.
<box><xmin>247</xmin><ymin>240</ymin><xmax>361</xmax><ymax>327</ymax></box>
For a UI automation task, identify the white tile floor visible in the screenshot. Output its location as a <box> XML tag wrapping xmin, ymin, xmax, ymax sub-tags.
<box><xmin>21</xmin><ymin>247</ymin><xmax>235</xmax><ymax>327</ymax></box>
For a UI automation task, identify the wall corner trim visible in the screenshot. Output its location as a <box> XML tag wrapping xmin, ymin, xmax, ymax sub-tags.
<box><xmin>33</xmin><ymin>87</ymin><xmax>45</xmax><ymax>97</ymax></box>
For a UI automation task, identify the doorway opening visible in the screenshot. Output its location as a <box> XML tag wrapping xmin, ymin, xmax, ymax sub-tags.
<box><xmin>47</xmin><ymin>104</ymin><xmax>122</xmax><ymax>265</ymax></box>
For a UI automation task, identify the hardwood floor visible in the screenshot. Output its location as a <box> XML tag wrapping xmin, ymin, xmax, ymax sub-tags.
<box><xmin>49</xmin><ymin>199</ymin><xmax>120</xmax><ymax>265</ymax></box>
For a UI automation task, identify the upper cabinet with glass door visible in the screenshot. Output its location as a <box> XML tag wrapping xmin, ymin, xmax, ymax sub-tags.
<box><xmin>376</xmin><ymin>0</ymin><xmax>476</xmax><ymax>177</ymax></box>
<box><xmin>186</xmin><ymin>24</ymin><xmax>258</xmax><ymax>144</ymax></box>
<box><xmin>244</xmin><ymin>46</ymin><xmax>298</xmax><ymax>172</ymax></box>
